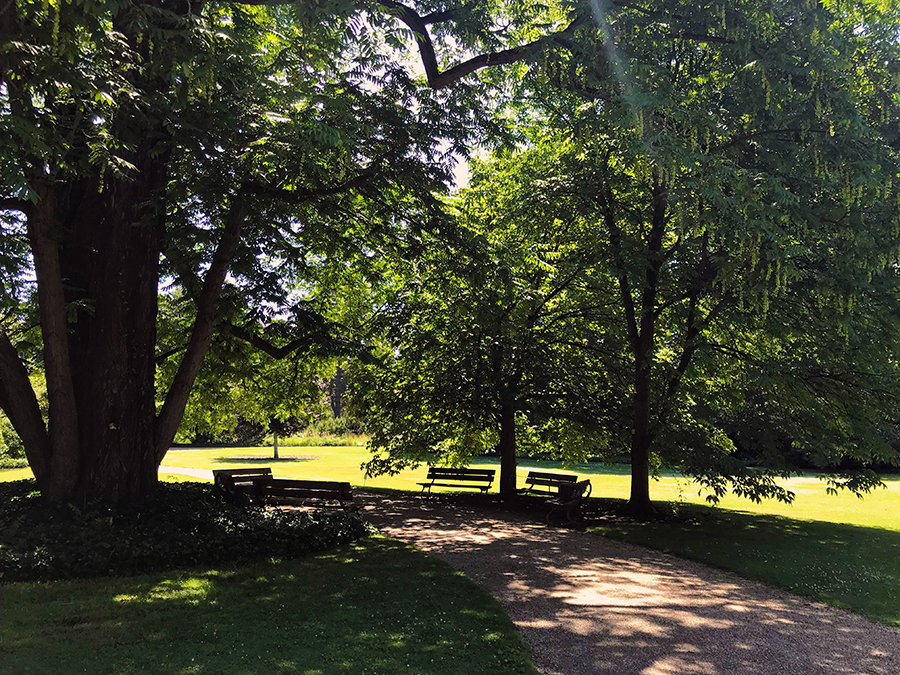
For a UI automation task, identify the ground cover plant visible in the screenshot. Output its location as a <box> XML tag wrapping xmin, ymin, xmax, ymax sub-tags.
<box><xmin>1</xmin><ymin>537</ymin><xmax>537</xmax><ymax>675</ymax></box>
<box><xmin>0</xmin><ymin>479</ymin><xmax>369</xmax><ymax>582</ymax></box>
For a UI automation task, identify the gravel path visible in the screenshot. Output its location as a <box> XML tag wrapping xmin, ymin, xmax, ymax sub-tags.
<box><xmin>357</xmin><ymin>491</ymin><xmax>900</xmax><ymax>675</ymax></box>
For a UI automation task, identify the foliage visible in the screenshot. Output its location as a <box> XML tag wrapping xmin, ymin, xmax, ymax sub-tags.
<box><xmin>272</xmin><ymin>433</ymin><xmax>368</xmax><ymax>447</ymax></box>
<box><xmin>0</xmin><ymin>480</ymin><xmax>370</xmax><ymax>582</ymax></box>
<box><xmin>454</xmin><ymin>0</ymin><xmax>900</xmax><ymax>511</ymax></box>
<box><xmin>357</xmin><ymin>147</ymin><xmax>622</xmax><ymax>496</ymax></box>
<box><xmin>301</xmin><ymin>412</ymin><xmax>367</xmax><ymax>437</ymax></box>
<box><xmin>0</xmin><ymin>415</ymin><xmax>25</xmax><ymax>459</ymax></box>
<box><xmin>0</xmin><ymin>456</ymin><xmax>28</xmax><ymax>470</ymax></box>
<box><xmin>3</xmin><ymin>0</ymin><xmax>899</xmax><ymax>509</ymax></box>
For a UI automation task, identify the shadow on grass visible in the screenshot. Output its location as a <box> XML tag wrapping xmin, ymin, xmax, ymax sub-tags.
<box><xmin>588</xmin><ymin>500</ymin><xmax>900</xmax><ymax>627</ymax></box>
<box><xmin>0</xmin><ymin>537</ymin><xmax>536</xmax><ymax>675</ymax></box>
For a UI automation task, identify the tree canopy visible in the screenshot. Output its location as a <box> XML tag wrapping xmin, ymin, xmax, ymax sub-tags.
<box><xmin>1</xmin><ymin>0</ymin><xmax>552</xmax><ymax>501</ymax></box>
<box><xmin>360</xmin><ymin>0</ymin><xmax>900</xmax><ymax>512</ymax></box>
<box><xmin>1</xmin><ymin>0</ymin><xmax>899</xmax><ymax>511</ymax></box>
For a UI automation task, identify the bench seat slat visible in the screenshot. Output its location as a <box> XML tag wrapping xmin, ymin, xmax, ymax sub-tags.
<box><xmin>253</xmin><ymin>478</ymin><xmax>353</xmax><ymax>507</ymax></box>
<box><xmin>519</xmin><ymin>471</ymin><xmax>580</xmax><ymax>497</ymax></box>
<box><xmin>419</xmin><ymin>467</ymin><xmax>495</xmax><ymax>495</ymax></box>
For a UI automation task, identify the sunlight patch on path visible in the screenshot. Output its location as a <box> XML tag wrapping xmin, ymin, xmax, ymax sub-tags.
<box><xmin>358</xmin><ymin>492</ymin><xmax>900</xmax><ymax>675</ymax></box>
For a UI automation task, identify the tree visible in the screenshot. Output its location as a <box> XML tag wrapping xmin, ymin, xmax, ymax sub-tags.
<box><xmin>2</xmin><ymin>0</ymin><xmax>582</xmax><ymax>502</ymax></box>
<box><xmin>360</xmin><ymin>151</ymin><xmax>621</xmax><ymax>499</ymax></box>
<box><xmin>4</xmin><ymin>0</ymin><xmax>898</xmax><ymax>510</ymax></box>
<box><xmin>504</xmin><ymin>0</ymin><xmax>900</xmax><ymax>516</ymax></box>
<box><xmin>367</xmin><ymin>0</ymin><xmax>900</xmax><ymax>515</ymax></box>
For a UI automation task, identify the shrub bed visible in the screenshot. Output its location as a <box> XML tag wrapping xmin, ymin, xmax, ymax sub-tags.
<box><xmin>0</xmin><ymin>479</ymin><xmax>371</xmax><ymax>582</ymax></box>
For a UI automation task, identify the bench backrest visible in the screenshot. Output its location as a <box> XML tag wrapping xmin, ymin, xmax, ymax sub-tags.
<box><xmin>558</xmin><ymin>479</ymin><xmax>592</xmax><ymax>502</ymax></box>
<box><xmin>426</xmin><ymin>467</ymin><xmax>495</xmax><ymax>482</ymax></box>
<box><xmin>526</xmin><ymin>471</ymin><xmax>578</xmax><ymax>484</ymax></box>
<box><xmin>213</xmin><ymin>467</ymin><xmax>273</xmax><ymax>490</ymax></box>
<box><xmin>253</xmin><ymin>478</ymin><xmax>353</xmax><ymax>503</ymax></box>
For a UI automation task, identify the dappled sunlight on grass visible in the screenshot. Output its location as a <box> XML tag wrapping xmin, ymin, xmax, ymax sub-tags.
<box><xmin>114</xmin><ymin>576</ymin><xmax>217</xmax><ymax>605</ymax></box>
<box><xmin>591</xmin><ymin>505</ymin><xmax>900</xmax><ymax>626</ymax></box>
<box><xmin>1</xmin><ymin>537</ymin><xmax>537</xmax><ymax>675</ymax></box>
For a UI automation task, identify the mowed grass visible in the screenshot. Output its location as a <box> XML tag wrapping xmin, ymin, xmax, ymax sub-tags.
<box><xmin>5</xmin><ymin>446</ymin><xmax>900</xmax><ymax>627</ymax></box>
<box><xmin>0</xmin><ymin>536</ymin><xmax>537</xmax><ymax>675</ymax></box>
<box><xmin>152</xmin><ymin>444</ymin><xmax>900</xmax><ymax>530</ymax></box>
<box><xmin>590</xmin><ymin>504</ymin><xmax>900</xmax><ymax>627</ymax></box>
<box><xmin>153</xmin><ymin>445</ymin><xmax>900</xmax><ymax>626</ymax></box>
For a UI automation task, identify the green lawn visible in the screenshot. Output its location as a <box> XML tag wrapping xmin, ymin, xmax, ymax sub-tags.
<box><xmin>1</xmin><ymin>537</ymin><xmax>537</xmax><ymax>675</ymax></box>
<box><xmin>148</xmin><ymin>445</ymin><xmax>900</xmax><ymax>531</ymax></box>
<box><xmin>5</xmin><ymin>447</ymin><xmax>900</xmax><ymax>627</ymax></box>
<box><xmin>6</xmin><ymin>446</ymin><xmax>900</xmax><ymax>531</ymax></box>
<box><xmin>152</xmin><ymin>445</ymin><xmax>900</xmax><ymax>626</ymax></box>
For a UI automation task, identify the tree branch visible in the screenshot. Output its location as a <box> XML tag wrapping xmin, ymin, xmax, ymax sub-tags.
<box><xmin>601</xmin><ymin>185</ymin><xmax>639</xmax><ymax>349</ymax></box>
<box><xmin>27</xmin><ymin>188</ymin><xmax>81</xmax><ymax>496</ymax></box>
<box><xmin>154</xmin><ymin>201</ymin><xmax>247</xmax><ymax>460</ymax></box>
<box><xmin>229</xmin><ymin>324</ymin><xmax>315</xmax><ymax>359</ymax></box>
<box><xmin>380</xmin><ymin>0</ymin><xmax>588</xmax><ymax>89</ymax></box>
<box><xmin>243</xmin><ymin>170</ymin><xmax>376</xmax><ymax>204</ymax></box>
<box><xmin>717</xmin><ymin>127</ymin><xmax>828</xmax><ymax>152</ymax></box>
<box><xmin>155</xmin><ymin>345</ymin><xmax>187</xmax><ymax>365</ymax></box>
<box><xmin>0</xmin><ymin>328</ymin><xmax>50</xmax><ymax>483</ymax></box>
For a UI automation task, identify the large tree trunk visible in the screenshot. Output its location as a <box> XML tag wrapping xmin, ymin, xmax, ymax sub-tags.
<box><xmin>604</xmin><ymin>174</ymin><xmax>667</xmax><ymax>519</ymax></box>
<box><xmin>621</xmin><ymin>360</ymin><xmax>657</xmax><ymax>519</ymax></box>
<box><xmin>497</xmin><ymin>401</ymin><xmax>518</xmax><ymax>501</ymax></box>
<box><xmin>20</xmin><ymin>145</ymin><xmax>168</xmax><ymax>503</ymax></box>
<box><xmin>17</xmin><ymin>160</ymin><xmax>241</xmax><ymax>502</ymax></box>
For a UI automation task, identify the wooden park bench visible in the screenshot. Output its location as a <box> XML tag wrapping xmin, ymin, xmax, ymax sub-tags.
<box><xmin>252</xmin><ymin>478</ymin><xmax>356</xmax><ymax>514</ymax></box>
<box><xmin>212</xmin><ymin>467</ymin><xmax>273</xmax><ymax>505</ymax></box>
<box><xmin>546</xmin><ymin>479</ymin><xmax>592</xmax><ymax>524</ymax></box>
<box><xmin>418</xmin><ymin>467</ymin><xmax>496</xmax><ymax>495</ymax></box>
<box><xmin>518</xmin><ymin>470</ymin><xmax>579</xmax><ymax>497</ymax></box>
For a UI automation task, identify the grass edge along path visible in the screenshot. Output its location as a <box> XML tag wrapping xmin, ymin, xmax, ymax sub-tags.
<box><xmin>1</xmin><ymin>536</ymin><xmax>538</xmax><ymax>675</ymax></box>
<box><xmin>6</xmin><ymin>446</ymin><xmax>900</xmax><ymax>631</ymax></box>
<box><xmin>591</xmin><ymin>501</ymin><xmax>900</xmax><ymax>629</ymax></box>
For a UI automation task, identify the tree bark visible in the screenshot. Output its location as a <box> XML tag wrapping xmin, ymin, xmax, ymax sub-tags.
<box><xmin>0</xmin><ymin>329</ymin><xmax>50</xmax><ymax>484</ymax></box>
<box><xmin>51</xmin><ymin>156</ymin><xmax>167</xmax><ymax>502</ymax></box>
<box><xmin>497</xmin><ymin>400</ymin><xmax>518</xmax><ymax>501</ymax></box>
<box><xmin>28</xmin><ymin>186</ymin><xmax>84</xmax><ymax>500</ymax></box>
<box><xmin>621</xmin><ymin>360</ymin><xmax>657</xmax><ymax>519</ymax></box>
<box><xmin>603</xmin><ymin>173</ymin><xmax>668</xmax><ymax>519</ymax></box>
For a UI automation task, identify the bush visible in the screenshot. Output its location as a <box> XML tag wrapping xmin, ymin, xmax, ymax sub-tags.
<box><xmin>275</xmin><ymin>433</ymin><xmax>369</xmax><ymax>447</ymax></box>
<box><xmin>0</xmin><ymin>416</ymin><xmax>25</xmax><ymax>459</ymax></box>
<box><xmin>303</xmin><ymin>415</ymin><xmax>367</xmax><ymax>437</ymax></box>
<box><xmin>0</xmin><ymin>457</ymin><xmax>28</xmax><ymax>469</ymax></box>
<box><xmin>191</xmin><ymin>417</ymin><xmax>268</xmax><ymax>446</ymax></box>
<box><xmin>0</xmin><ymin>480</ymin><xmax>372</xmax><ymax>582</ymax></box>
